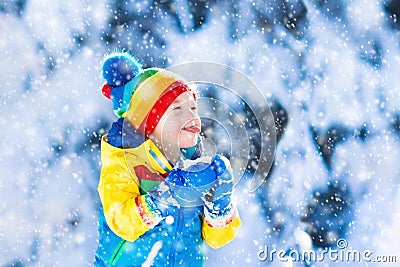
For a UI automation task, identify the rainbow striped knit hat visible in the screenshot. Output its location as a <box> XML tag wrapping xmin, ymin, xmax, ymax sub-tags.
<box><xmin>101</xmin><ymin>52</ymin><xmax>196</xmax><ymax>137</ymax></box>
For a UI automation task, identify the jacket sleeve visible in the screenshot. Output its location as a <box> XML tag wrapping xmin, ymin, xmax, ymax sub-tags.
<box><xmin>201</xmin><ymin>203</ymin><xmax>242</xmax><ymax>249</ymax></box>
<box><xmin>97</xmin><ymin>136</ymin><xmax>163</xmax><ymax>242</ymax></box>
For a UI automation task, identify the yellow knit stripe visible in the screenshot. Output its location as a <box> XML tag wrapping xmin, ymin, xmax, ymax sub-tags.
<box><xmin>125</xmin><ymin>71</ymin><xmax>179</xmax><ymax>128</ymax></box>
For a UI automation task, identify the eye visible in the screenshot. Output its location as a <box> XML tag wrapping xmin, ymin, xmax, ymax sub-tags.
<box><xmin>173</xmin><ymin>106</ymin><xmax>181</xmax><ymax>110</ymax></box>
<box><xmin>191</xmin><ymin>106</ymin><xmax>197</xmax><ymax>111</ymax></box>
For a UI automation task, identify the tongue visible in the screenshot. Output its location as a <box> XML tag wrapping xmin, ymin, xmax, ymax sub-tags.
<box><xmin>184</xmin><ymin>126</ymin><xmax>201</xmax><ymax>133</ymax></box>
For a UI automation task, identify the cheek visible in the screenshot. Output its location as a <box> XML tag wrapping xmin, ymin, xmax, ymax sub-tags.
<box><xmin>170</xmin><ymin>125</ymin><xmax>182</xmax><ymax>136</ymax></box>
<box><xmin>161</xmin><ymin>117</ymin><xmax>182</xmax><ymax>137</ymax></box>
<box><xmin>165</xmin><ymin>114</ymin><xmax>183</xmax><ymax>130</ymax></box>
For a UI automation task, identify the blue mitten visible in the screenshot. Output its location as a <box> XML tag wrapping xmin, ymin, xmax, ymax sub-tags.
<box><xmin>147</xmin><ymin>180</ymin><xmax>193</xmax><ymax>213</ymax></box>
<box><xmin>149</xmin><ymin>155</ymin><xmax>233</xmax><ymax>211</ymax></box>
<box><xmin>168</xmin><ymin>155</ymin><xmax>234</xmax><ymax>212</ymax></box>
<box><xmin>164</xmin><ymin>158</ymin><xmax>218</xmax><ymax>206</ymax></box>
<box><xmin>147</xmin><ymin>161</ymin><xmax>215</xmax><ymax>209</ymax></box>
<box><xmin>202</xmin><ymin>155</ymin><xmax>234</xmax><ymax>213</ymax></box>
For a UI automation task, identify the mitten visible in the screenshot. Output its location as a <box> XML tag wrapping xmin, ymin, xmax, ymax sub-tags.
<box><xmin>148</xmin><ymin>181</ymin><xmax>180</xmax><ymax>212</ymax></box>
<box><xmin>164</xmin><ymin>157</ymin><xmax>218</xmax><ymax>206</ymax></box>
<box><xmin>147</xmin><ymin>162</ymin><xmax>213</xmax><ymax>210</ymax></box>
<box><xmin>202</xmin><ymin>154</ymin><xmax>234</xmax><ymax>213</ymax></box>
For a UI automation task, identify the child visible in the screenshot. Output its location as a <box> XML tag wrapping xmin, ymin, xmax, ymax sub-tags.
<box><xmin>94</xmin><ymin>52</ymin><xmax>241</xmax><ymax>267</ymax></box>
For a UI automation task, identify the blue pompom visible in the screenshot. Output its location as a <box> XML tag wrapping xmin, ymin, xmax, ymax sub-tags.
<box><xmin>102</xmin><ymin>52</ymin><xmax>142</xmax><ymax>87</ymax></box>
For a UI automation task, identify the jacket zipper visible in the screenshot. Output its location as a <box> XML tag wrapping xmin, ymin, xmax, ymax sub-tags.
<box><xmin>109</xmin><ymin>239</ymin><xmax>128</xmax><ymax>266</ymax></box>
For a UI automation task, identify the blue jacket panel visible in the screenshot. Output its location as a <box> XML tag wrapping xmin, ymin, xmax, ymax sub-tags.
<box><xmin>95</xmin><ymin>205</ymin><xmax>205</xmax><ymax>267</ymax></box>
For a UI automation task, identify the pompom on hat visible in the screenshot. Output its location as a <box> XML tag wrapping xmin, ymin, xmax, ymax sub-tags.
<box><xmin>101</xmin><ymin>51</ymin><xmax>196</xmax><ymax>137</ymax></box>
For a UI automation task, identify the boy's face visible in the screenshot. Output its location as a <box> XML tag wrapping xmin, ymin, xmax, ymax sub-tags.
<box><xmin>151</xmin><ymin>91</ymin><xmax>201</xmax><ymax>149</ymax></box>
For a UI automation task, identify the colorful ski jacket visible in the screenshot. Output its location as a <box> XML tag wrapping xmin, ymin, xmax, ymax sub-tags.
<box><xmin>94</xmin><ymin>120</ymin><xmax>241</xmax><ymax>266</ymax></box>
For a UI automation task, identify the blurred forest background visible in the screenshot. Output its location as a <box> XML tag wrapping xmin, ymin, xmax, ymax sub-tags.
<box><xmin>1</xmin><ymin>0</ymin><xmax>400</xmax><ymax>266</ymax></box>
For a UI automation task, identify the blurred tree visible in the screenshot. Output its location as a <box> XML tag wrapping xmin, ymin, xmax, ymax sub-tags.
<box><xmin>0</xmin><ymin>0</ymin><xmax>27</xmax><ymax>17</ymax></box>
<box><xmin>301</xmin><ymin>180</ymin><xmax>353</xmax><ymax>248</ymax></box>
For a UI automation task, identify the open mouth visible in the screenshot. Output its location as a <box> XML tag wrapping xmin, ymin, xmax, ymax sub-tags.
<box><xmin>182</xmin><ymin>125</ymin><xmax>201</xmax><ymax>133</ymax></box>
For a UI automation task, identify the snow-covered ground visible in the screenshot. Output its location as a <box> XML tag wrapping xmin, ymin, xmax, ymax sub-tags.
<box><xmin>1</xmin><ymin>0</ymin><xmax>399</xmax><ymax>266</ymax></box>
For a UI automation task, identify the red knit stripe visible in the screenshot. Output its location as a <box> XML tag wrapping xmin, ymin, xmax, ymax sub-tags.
<box><xmin>137</xmin><ymin>81</ymin><xmax>190</xmax><ymax>136</ymax></box>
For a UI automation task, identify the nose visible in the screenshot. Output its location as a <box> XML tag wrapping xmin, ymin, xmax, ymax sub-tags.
<box><xmin>190</xmin><ymin>116</ymin><xmax>201</xmax><ymax>127</ymax></box>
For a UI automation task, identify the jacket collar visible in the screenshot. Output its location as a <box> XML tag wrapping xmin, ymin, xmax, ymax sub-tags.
<box><xmin>105</xmin><ymin>118</ymin><xmax>202</xmax><ymax>174</ymax></box>
<box><xmin>143</xmin><ymin>139</ymin><xmax>173</xmax><ymax>175</ymax></box>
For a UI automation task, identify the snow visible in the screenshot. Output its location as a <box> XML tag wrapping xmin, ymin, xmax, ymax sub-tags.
<box><xmin>1</xmin><ymin>0</ymin><xmax>400</xmax><ymax>266</ymax></box>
